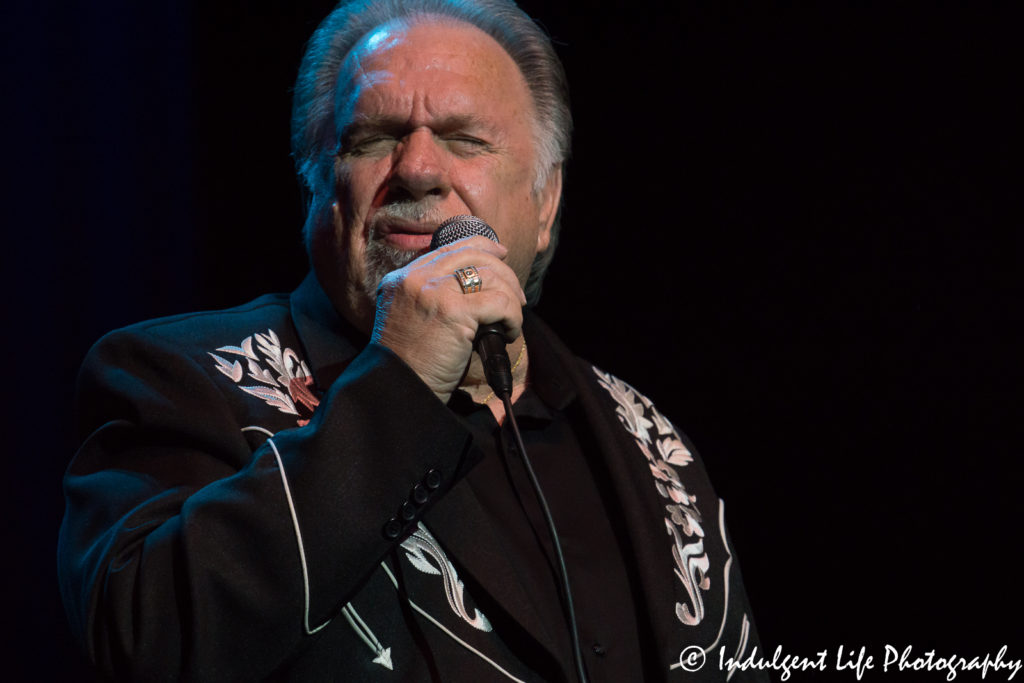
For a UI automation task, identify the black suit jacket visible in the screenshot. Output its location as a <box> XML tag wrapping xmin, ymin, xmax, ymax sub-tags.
<box><xmin>59</xmin><ymin>274</ymin><xmax>764</xmax><ymax>681</ymax></box>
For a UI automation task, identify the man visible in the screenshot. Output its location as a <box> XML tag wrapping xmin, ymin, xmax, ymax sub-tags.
<box><xmin>59</xmin><ymin>1</ymin><xmax>763</xmax><ymax>680</ymax></box>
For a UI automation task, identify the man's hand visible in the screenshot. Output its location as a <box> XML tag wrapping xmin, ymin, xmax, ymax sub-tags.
<box><xmin>370</xmin><ymin>236</ymin><xmax>527</xmax><ymax>404</ymax></box>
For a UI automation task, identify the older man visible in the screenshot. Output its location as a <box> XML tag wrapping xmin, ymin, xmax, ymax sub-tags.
<box><xmin>59</xmin><ymin>1</ymin><xmax>763</xmax><ymax>680</ymax></box>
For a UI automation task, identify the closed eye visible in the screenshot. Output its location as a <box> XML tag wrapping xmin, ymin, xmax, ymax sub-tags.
<box><xmin>342</xmin><ymin>135</ymin><xmax>400</xmax><ymax>157</ymax></box>
<box><xmin>442</xmin><ymin>135</ymin><xmax>492</xmax><ymax>156</ymax></box>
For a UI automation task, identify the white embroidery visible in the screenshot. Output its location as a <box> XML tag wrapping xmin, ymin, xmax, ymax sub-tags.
<box><xmin>381</xmin><ymin>562</ymin><xmax>524</xmax><ymax>682</ymax></box>
<box><xmin>401</xmin><ymin>523</ymin><xmax>492</xmax><ymax>632</ymax></box>
<box><xmin>593</xmin><ymin>367</ymin><xmax>711</xmax><ymax>627</ymax></box>
<box><xmin>726</xmin><ymin>615</ymin><xmax>751</xmax><ymax>681</ymax></box>
<box><xmin>341</xmin><ymin>603</ymin><xmax>393</xmax><ymax>670</ymax></box>
<box><xmin>210</xmin><ymin>329</ymin><xmax>318</xmax><ymax>425</ymax></box>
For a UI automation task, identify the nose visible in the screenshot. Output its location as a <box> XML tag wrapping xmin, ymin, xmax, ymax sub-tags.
<box><xmin>387</xmin><ymin>128</ymin><xmax>451</xmax><ymax>201</ymax></box>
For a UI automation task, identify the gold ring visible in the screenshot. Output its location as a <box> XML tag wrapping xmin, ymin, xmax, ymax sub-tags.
<box><xmin>453</xmin><ymin>266</ymin><xmax>482</xmax><ymax>294</ymax></box>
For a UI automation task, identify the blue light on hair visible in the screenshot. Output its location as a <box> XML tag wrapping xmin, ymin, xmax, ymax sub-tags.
<box><xmin>363</xmin><ymin>25</ymin><xmax>397</xmax><ymax>53</ymax></box>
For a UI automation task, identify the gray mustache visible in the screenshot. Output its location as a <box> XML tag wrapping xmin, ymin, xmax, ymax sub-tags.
<box><xmin>373</xmin><ymin>199</ymin><xmax>446</xmax><ymax>224</ymax></box>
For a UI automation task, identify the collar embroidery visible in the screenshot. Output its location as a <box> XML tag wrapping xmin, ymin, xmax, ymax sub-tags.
<box><xmin>592</xmin><ymin>366</ymin><xmax>711</xmax><ymax>627</ymax></box>
<box><xmin>209</xmin><ymin>328</ymin><xmax>319</xmax><ymax>426</ymax></box>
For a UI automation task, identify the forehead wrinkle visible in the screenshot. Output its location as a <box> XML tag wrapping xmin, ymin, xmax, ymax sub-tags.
<box><xmin>336</xmin><ymin>19</ymin><xmax>536</xmax><ymax>152</ymax></box>
<box><xmin>335</xmin><ymin>23</ymin><xmax>409</xmax><ymax>133</ymax></box>
<box><xmin>344</xmin><ymin>71</ymin><xmax>502</xmax><ymax>136</ymax></box>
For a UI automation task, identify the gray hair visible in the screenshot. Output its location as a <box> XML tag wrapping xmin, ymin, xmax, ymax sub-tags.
<box><xmin>291</xmin><ymin>0</ymin><xmax>572</xmax><ymax>305</ymax></box>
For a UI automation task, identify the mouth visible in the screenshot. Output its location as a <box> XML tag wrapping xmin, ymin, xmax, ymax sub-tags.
<box><xmin>375</xmin><ymin>219</ymin><xmax>439</xmax><ymax>252</ymax></box>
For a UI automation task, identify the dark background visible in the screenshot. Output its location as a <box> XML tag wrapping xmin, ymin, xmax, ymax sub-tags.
<box><xmin>5</xmin><ymin>1</ymin><xmax>1019</xmax><ymax>679</ymax></box>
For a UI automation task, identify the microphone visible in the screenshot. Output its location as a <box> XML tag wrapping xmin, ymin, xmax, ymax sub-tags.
<box><xmin>430</xmin><ymin>215</ymin><xmax>514</xmax><ymax>399</ymax></box>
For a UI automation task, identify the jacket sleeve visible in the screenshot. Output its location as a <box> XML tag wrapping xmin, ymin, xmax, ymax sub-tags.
<box><xmin>58</xmin><ymin>325</ymin><xmax>474</xmax><ymax>681</ymax></box>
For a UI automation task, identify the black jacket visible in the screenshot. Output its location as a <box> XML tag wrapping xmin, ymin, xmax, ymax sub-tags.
<box><xmin>59</xmin><ymin>274</ymin><xmax>764</xmax><ymax>681</ymax></box>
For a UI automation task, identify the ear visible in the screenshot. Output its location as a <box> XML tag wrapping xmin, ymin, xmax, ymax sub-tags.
<box><xmin>534</xmin><ymin>164</ymin><xmax>563</xmax><ymax>254</ymax></box>
<box><xmin>305</xmin><ymin>198</ymin><xmax>347</xmax><ymax>263</ymax></box>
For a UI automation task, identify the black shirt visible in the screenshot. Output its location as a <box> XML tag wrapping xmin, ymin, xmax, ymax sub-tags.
<box><xmin>451</xmin><ymin>342</ymin><xmax>654</xmax><ymax>682</ymax></box>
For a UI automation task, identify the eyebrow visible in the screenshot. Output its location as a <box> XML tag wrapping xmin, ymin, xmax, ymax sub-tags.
<box><xmin>340</xmin><ymin>113</ymin><xmax>499</xmax><ymax>139</ymax></box>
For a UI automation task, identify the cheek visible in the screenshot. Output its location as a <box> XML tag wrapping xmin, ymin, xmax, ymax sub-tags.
<box><xmin>457</xmin><ymin>177</ymin><xmax>491</xmax><ymax>207</ymax></box>
<box><xmin>336</xmin><ymin>162</ymin><xmax>388</xmax><ymax>238</ymax></box>
<box><xmin>460</xmin><ymin>159</ymin><xmax>534</xmax><ymax>218</ymax></box>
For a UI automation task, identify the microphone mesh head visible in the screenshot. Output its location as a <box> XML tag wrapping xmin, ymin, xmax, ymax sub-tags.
<box><xmin>430</xmin><ymin>215</ymin><xmax>499</xmax><ymax>250</ymax></box>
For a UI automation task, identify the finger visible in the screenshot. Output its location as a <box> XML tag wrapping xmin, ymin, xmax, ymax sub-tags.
<box><xmin>454</xmin><ymin>288</ymin><xmax>524</xmax><ymax>342</ymax></box>
<box><xmin>425</xmin><ymin>276</ymin><xmax>524</xmax><ymax>341</ymax></box>
<box><xmin>467</xmin><ymin>264</ymin><xmax>526</xmax><ymax>305</ymax></box>
<box><xmin>446</xmin><ymin>264</ymin><xmax>525</xmax><ymax>307</ymax></box>
<box><xmin>427</xmin><ymin>249</ymin><xmax>526</xmax><ymax>304</ymax></box>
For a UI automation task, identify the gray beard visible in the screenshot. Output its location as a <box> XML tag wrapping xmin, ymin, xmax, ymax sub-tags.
<box><xmin>362</xmin><ymin>236</ymin><xmax>421</xmax><ymax>301</ymax></box>
<box><xmin>359</xmin><ymin>198</ymin><xmax>448</xmax><ymax>302</ymax></box>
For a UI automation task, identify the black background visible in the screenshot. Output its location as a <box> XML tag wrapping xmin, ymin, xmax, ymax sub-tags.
<box><xmin>4</xmin><ymin>1</ymin><xmax>1020</xmax><ymax>680</ymax></box>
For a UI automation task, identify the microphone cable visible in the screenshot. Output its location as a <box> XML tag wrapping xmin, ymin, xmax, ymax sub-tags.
<box><xmin>433</xmin><ymin>215</ymin><xmax>588</xmax><ymax>680</ymax></box>
<box><xmin>500</xmin><ymin>392</ymin><xmax>590</xmax><ymax>683</ymax></box>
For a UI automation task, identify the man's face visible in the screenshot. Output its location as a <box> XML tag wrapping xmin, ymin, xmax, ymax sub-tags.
<box><xmin>310</xmin><ymin>19</ymin><xmax>561</xmax><ymax>326</ymax></box>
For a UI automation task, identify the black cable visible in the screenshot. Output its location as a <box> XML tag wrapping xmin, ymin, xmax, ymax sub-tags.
<box><xmin>501</xmin><ymin>393</ymin><xmax>590</xmax><ymax>683</ymax></box>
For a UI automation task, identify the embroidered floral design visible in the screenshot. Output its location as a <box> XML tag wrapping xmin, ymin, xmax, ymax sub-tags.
<box><xmin>209</xmin><ymin>329</ymin><xmax>319</xmax><ymax>426</ymax></box>
<box><xmin>401</xmin><ymin>523</ymin><xmax>492</xmax><ymax>632</ymax></box>
<box><xmin>593</xmin><ymin>367</ymin><xmax>710</xmax><ymax>626</ymax></box>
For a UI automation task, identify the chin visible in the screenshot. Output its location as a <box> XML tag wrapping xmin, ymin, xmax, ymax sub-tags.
<box><xmin>360</xmin><ymin>238</ymin><xmax>421</xmax><ymax>301</ymax></box>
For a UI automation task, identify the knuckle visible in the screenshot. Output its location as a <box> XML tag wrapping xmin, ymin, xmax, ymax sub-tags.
<box><xmin>402</xmin><ymin>271</ymin><xmax>433</xmax><ymax>297</ymax></box>
<box><xmin>434</xmin><ymin>292</ymin><xmax>461</xmax><ymax>319</ymax></box>
<box><xmin>482</xmin><ymin>288</ymin><xmax>509</xmax><ymax>310</ymax></box>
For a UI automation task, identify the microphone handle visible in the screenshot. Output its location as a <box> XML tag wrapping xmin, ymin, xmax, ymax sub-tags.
<box><xmin>475</xmin><ymin>324</ymin><xmax>513</xmax><ymax>398</ymax></box>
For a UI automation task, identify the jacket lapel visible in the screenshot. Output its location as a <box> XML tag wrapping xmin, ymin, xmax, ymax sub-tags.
<box><xmin>527</xmin><ymin>315</ymin><xmax>689</xmax><ymax>668</ymax></box>
<box><xmin>574</xmin><ymin>376</ymin><xmax>686</xmax><ymax>664</ymax></box>
<box><xmin>421</xmin><ymin>459</ymin><xmax>570</xmax><ymax>676</ymax></box>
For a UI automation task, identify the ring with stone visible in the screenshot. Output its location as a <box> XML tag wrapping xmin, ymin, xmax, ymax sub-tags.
<box><xmin>453</xmin><ymin>266</ymin><xmax>482</xmax><ymax>294</ymax></box>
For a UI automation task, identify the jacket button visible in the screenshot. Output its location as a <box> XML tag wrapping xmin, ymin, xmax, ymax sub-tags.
<box><xmin>382</xmin><ymin>519</ymin><xmax>402</xmax><ymax>540</ymax></box>
<box><xmin>399</xmin><ymin>501</ymin><xmax>416</xmax><ymax>522</ymax></box>
<box><xmin>424</xmin><ymin>469</ymin><xmax>442</xmax><ymax>490</ymax></box>
<box><xmin>411</xmin><ymin>483</ymin><xmax>429</xmax><ymax>505</ymax></box>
